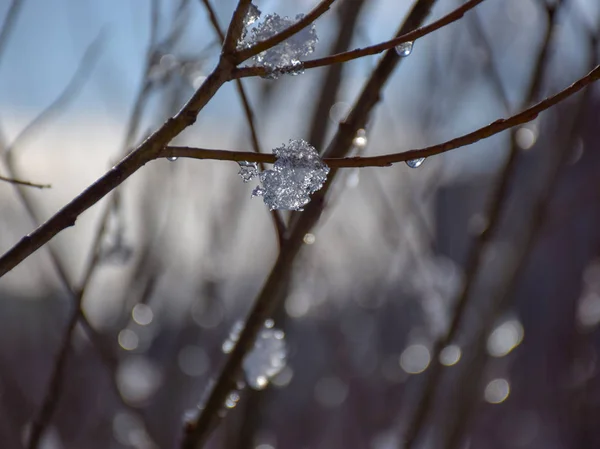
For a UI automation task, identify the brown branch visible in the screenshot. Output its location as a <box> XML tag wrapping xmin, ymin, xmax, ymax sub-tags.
<box><xmin>0</xmin><ymin>56</ymin><xmax>232</xmax><ymax>278</ymax></box>
<box><xmin>232</xmin><ymin>0</ymin><xmax>485</xmax><ymax>79</ymax></box>
<box><xmin>160</xmin><ymin>64</ymin><xmax>600</xmax><ymax>168</ymax></box>
<box><xmin>402</xmin><ymin>4</ymin><xmax>561</xmax><ymax>448</ymax></box>
<box><xmin>233</xmin><ymin>0</ymin><xmax>337</xmax><ymax>64</ymax></box>
<box><xmin>0</xmin><ymin>174</ymin><xmax>50</xmax><ymax>188</ymax></box>
<box><xmin>222</xmin><ymin>0</ymin><xmax>252</xmax><ymax>55</ymax></box>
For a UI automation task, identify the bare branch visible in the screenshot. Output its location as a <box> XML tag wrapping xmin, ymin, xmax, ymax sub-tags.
<box><xmin>0</xmin><ymin>174</ymin><xmax>50</xmax><ymax>189</ymax></box>
<box><xmin>232</xmin><ymin>0</ymin><xmax>485</xmax><ymax>78</ymax></box>
<box><xmin>232</xmin><ymin>0</ymin><xmax>337</xmax><ymax>64</ymax></box>
<box><xmin>200</xmin><ymin>0</ymin><xmax>287</xmax><ymax>244</ymax></box>
<box><xmin>222</xmin><ymin>0</ymin><xmax>253</xmax><ymax>55</ymax></box>
<box><xmin>163</xmin><ymin>64</ymin><xmax>600</xmax><ymax>167</ymax></box>
<box><xmin>0</xmin><ymin>0</ymin><xmax>25</xmax><ymax>65</ymax></box>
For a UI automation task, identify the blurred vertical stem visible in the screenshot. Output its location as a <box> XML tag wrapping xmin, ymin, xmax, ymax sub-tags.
<box><xmin>399</xmin><ymin>2</ymin><xmax>562</xmax><ymax>448</ymax></box>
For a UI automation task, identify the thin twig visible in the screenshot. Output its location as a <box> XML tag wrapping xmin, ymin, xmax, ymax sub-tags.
<box><xmin>0</xmin><ymin>174</ymin><xmax>50</xmax><ymax>188</ymax></box>
<box><xmin>200</xmin><ymin>0</ymin><xmax>286</xmax><ymax>244</ymax></box>
<box><xmin>232</xmin><ymin>0</ymin><xmax>485</xmax><ymax>78</ymax></box>
<box><xmin>400</xmin><ymin>4</ymin><xmax>560</xmax><ymax>448</ymax></box>
<box><xmin>233</xmin><ymin>0</ymin><xmax>337</xmax><ymax>63</ymax></box>
<box><xmin>3</xmin><ymin>33</ymin><xmax>105</xmax><ymax>158</ymax></box>
<box><xmin>0</xmin><ymin>0</ymin><xmax>25</xmax><ymax>65</ymax></box>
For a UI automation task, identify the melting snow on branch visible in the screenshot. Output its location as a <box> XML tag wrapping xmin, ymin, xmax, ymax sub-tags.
<box><xmin>238</xmin><ymin>139</ymin><xmax>329</xmax><ymax>211</ymax></box>
<box><xmin>239</xmin><ymin>4</ymin><xmax>318</xmax><ymax>78</ymax></box>
<box><xmin>222</xmin><ymin>319</ymin><xmax>287</xmax><ymax>390</ymax></box>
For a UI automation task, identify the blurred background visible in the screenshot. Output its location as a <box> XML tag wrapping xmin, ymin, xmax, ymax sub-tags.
<box><xmin>1</xmin><ymin>0</ymin><xmax>600</xmax><ymax>448</ymax></box>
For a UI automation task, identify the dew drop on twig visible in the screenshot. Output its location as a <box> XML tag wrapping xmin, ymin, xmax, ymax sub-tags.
<box><xmin>395</xmin><ymin>41</ymin><xmax>413</xmax><ymax>57</ymax></box>
<box><xmin>406</xmin><ymin>157</ymin><xmax>425</xmax><ymax>168</ymax></box>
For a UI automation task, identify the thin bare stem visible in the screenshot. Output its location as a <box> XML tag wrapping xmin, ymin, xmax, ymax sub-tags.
<box><xmin>0</xmin><ymin>174</ymin><xmax>50</xmax><ymax>188</ymax></box>
<box><xmin>222</xmin><ymin>0</ymin><xmax>252</xmax><ymax>55</ymax></box>
<box><xmin>401</xmin><ymin>4</ymin><xmax>560</xmax><ymax>447</ymax></box>
<box><xmin>160</xmin><ymin>64</ymin><xmax>600</xmax><ymax>167</ymax></box>
<box><xmin>232</xmin><ymin>0</ymin><xmax>485</xmax><ymax>78</ymax></box>
<box><xmin>0</xmin><ymin>0</ymin><xmax>25</xmax><ymax>65</ymax></box>
<box><xmin>233</xmin><ymin>0</ymin><xmax>337</xmax><ymax>63</ymax></box>
<box><xmin>200</xmin><ymin>0</ymin><xmax>286</xmax><ymax>243</ymax></box>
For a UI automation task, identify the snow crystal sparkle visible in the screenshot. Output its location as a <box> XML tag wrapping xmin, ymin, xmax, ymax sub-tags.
<box><xmin>239</xmin><ymin>11</ymin><xmax>318</xmax><ymax>78</ymax></box>
<box><xmin>251</xmin><ymin>139</ymin><xmax>330</xmax><ymax>211</ymax></box>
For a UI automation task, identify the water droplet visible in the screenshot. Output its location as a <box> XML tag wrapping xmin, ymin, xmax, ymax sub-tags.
<box><xmin>238</xmin><ymin>161</ymin><xmax>259</xmax><ymax>183</ymax></box>
<box><xmin>264</xmin><ymin>319</ymin><xmax>274</xmax><ymax>329</ymax></box>
<box><xmin>303</xmin><ymin>233</ymin><xmax>315</xmax><ymax>244</ymax></box>
<box><xmin>484</xmin><ymin>378</ymin><xmax>510</xmax><ymax>404</ymax></box>
<box><xmin>406</xmin><ymin>157</ymin><xmax>425</xmax><ymax>168</ymax></box>
<box><xmin>118</xmin><ymin>329</ymin><xmax>139</xmax><ymax>351</ymax></box>
<box><xmin>225</xmin><ymin>391</ymin><xmax>241</xmax><ymax>408</ymax></box>
<box><xmin>353</xmin><ymin>129</ymin><xmax>367</xmax><ymax>150</ymax></box>
<box><xmin>132</xmin><ymin>304</ymin><xmax>153</xmax><ymax>326</ymax></box>
<box><xmin>439</xmin><ymin>345</ymin><xmax>462</xmax><ymax>366</ymax></box>
<box><xmin>487</xmin><ymin>319</ymin><xmax>524</xmax><ymax>357</ymax></box>
<box><xmin>400</xmin><ymin>344</ymin><xmax>430</xmax><ymax>374</ymax></box>
<box><xmin>167</xmin><ymin>156</ymin><xmax>178</xmax><ymax>162</ymax></box>
<box><xmin>395</xmin><ymin>41</ymin><xmax>413</xmax><ymax>57</ymax></box>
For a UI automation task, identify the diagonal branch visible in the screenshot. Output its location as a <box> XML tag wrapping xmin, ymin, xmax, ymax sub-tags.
<box><xmin>233</xmin><ymin>0</ymin><xmax>337</xmax><ymax>64</ymax></box>
<box><xmin>232</xmin><ymin>0</ymin><xmax>485</xmax><ymax>78</ymax></box>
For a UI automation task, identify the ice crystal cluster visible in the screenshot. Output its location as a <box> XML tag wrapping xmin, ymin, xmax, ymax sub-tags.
<box><xmin>239</xmin><ymin>4</ymin><xmax>318</xmax><ymax>78</ymax></box>
<box><xmin>222</xmin><ymin>319</ymin><xmax>287</xmax><ymax>390</ymax></box>
<box><xmin>239</xmin><ymin>139</ymin><xmax>329</xmax><ymax>211</ymax></box>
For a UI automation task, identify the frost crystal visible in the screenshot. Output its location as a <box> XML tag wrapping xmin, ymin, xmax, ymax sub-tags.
<box><xmin>244</xmin><ymin>3</ymin><xmax>261</xmax><ymax>27</ymax></box>
<box><xmin>238</xmin><ymin>161</ymin><xmax>259</xmax><ymax>183</ymax></box>
<box><xmin>240</xmin><ymin>13</ymin><xmax>318</xmax><ymax>77</ymax></box>
<box><xmin>251</xmin><ymin>139</ymin><xmax>329</xmax><ymax>211</ymax></box>
<box><xmin>222</xmin><ymin>320</ymin><xmax>288</xmax><ymax>391</ymax></box>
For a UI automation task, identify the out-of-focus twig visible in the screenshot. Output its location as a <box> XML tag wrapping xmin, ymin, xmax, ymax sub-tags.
<box><xmin>232</xmin><ymin>0</ymin><xmax>485</xmax><ymax>78</ymax></box>
<box><xmin>399</xmin><ymin>3</ymin><xmax>561</xmax><ymax>448</ymax></box>
<box><xmin>0</xmin><ymin>174</ymin><xmax>49</xmax><ymax>188</ymax></box>
<box><xmin>200</xmin><ymin>0</ymin><xmax>286</xmax><ymax>244</ymax></box>
<box><xmin>0</xmin><ymin>0</ymin><xmax>25</xmax><ymax>65</ymax></box>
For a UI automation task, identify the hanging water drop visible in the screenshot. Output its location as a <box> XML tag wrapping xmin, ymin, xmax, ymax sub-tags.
<box><xmin>167</xmin><ymin>156</ymin><xmax>178</xmax><ymax>162</ymax></box>
<box><xmin>353</xmin><ymin>129</ymin><xmax>368</xmax><ymax>150</ymax></box>
<box><xmin>406</xmin><ymin>157</ymin><xmax>425</xmax><ymax>168</ymax></box>
<box><xmin>225</xmin><ymin>391</ymin><xmax>241</xmax><ymax>409</ymax></box>
<box><xmin>395</xmin><ymin>41</ymin><xmax>413</xmax><ymax>57</ymax></box>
